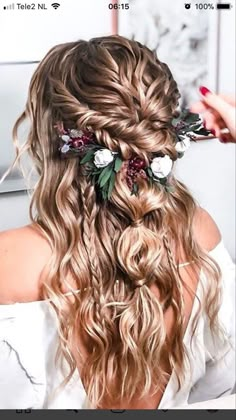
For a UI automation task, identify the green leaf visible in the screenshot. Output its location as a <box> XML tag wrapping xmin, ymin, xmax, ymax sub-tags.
<box><xmin>187</xmin><ymin>123</ymin><xmax>202</xmax><ymax>132</ymax></box>
<box><xmin>91</xmin><ymin>170</ymin><xmax>101</xmax><ymax>175</ymax></box>
<box><xmin>80</xmin><ymin>150</ymin><xmax>94</xmax><ymax>164</ymax></box>
<box><xmin>101</xmin><ymin>189</ymin><xmax>107</xmax><ymax>201</ymax></box>
<box><xmin>97</xmin><ymin>165</ymin><xmax>112</xmax><ymax>185</ymax></box>
<box><xmin>148</xmin><ymin>178</ymin><xmax>153</xmax><ymax>188</ymax></box>
<box><xmin>187</xmin><ymin>115</ymin><xmax>200</xmax><ymax>123</ymax></box>
<box><xmin>133</xmin><ymin>183</ymin><xmax>139</xmax><ymax>195</ymax></box>
<box><xmin>130</xmin><ymin>183</ymin><xmax>139</xmax><ymax>196</ymax></box>
<box><xmin>172</xmin><ymin>117</ymin><xmax>181</xmax><ymax>127</ymax></box>
<box><xmin>107</xmin><ymin>172</ymin><xmax>116</xmax><ymax>199</ymax></box>
<box><xmin>166</xmin><ymin>185</ymin><xmax>175</xmax><ymax>193</ymax></box>
<box><xmin>99</xmin><ymin>166</ymin><xmax>114</xmax><ymax>188</ymax></box>
<box><xmin>181</xmin><ymin>108</ymin><xmax>189</xmax><ymax>117</ymax></box>
<box><xmin>194</xmin><ymin>128</ymin><xmax>211</xmax><ymax>135</ymax></box>
<box><xmin>147</xmin><ymin>167</ymin><xmax>153</xmax><ymax>178</ymax></box>
<box><xmin>86</xmin><ymin>162</ymin><xmax>95</xmax><ymax>171</ymax></box>
<box><xmin>158</xmin><ymin>177</ymin><xmax>167</xmax><ymax>185</ymax></box>
<box><xmin>114</xmin><ymin>157</ymin><xmax>123</xmax><ymax>173</ymax></box>
<box><xmin>183</xmin><ymin>111</ymin><xmax>200</xmax><ymax>124</ymax></box>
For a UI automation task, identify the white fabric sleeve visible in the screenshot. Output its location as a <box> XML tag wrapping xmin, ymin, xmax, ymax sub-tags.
<box><xmin>188</xmin><ymin>241</ymin><xmax>236</xmax><ymax>404</ymax></box>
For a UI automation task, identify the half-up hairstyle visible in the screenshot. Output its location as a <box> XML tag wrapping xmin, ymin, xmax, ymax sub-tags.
<box><xmin>1</xmin><ymin>35</ymin><xmax>229</xmax><ymax>408</ymax></box>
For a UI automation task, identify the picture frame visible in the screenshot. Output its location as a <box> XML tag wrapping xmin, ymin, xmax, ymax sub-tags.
<box><xmin>117</xmin><ymin>0</ymin><xmax>220</xmax><ymax>102</ymax></box>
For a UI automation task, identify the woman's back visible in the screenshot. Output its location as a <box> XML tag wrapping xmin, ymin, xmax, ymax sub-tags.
<box><xmin>0</xmin><ymin>208</ymin><xmax>235</xmax><ymax>409</ymax></box>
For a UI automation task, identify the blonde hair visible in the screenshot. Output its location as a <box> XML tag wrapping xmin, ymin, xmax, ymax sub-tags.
<box><xmin>0</xmin><ymin>35</ymin><xmax>228</xmax><ymax>408</ymax></box>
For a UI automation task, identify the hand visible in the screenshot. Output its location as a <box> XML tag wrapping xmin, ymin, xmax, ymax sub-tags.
<box><xmin>190</xmin><ymin>86</ymin><xmax>236</xmax><ymax>143</ymax></box>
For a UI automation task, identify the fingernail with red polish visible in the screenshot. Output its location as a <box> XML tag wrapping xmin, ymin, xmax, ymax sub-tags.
<box><xmin>211</xmin><ymin>129</ymin><xmax>216</xmax><ymax>136</ymax></box>
<box><xmin>199</xmin><ymin>86</ymin><xmax>211</xmax><ymax>96</ymax></box>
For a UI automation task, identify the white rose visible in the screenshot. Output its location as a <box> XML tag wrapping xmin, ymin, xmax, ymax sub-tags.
<box><xmin>150</xmin><ymin>155</ymin><xmax>172</xmax><ymax>179</ymax></box>
<box><xmin>175</xmin><ymin>137</ymin><xmax>191</xmax><ymax>153</ymax></box>
<box><xmin>94</xmin><ymin>149</ymin><xmax>115</xmax><ymax>168</ymax></box>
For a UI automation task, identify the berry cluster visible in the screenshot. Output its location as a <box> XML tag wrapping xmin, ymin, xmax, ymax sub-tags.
<box><xmin>126</xmin><ymin>157</ymin><xmax>147</xmax><ymax>190</ymax></box>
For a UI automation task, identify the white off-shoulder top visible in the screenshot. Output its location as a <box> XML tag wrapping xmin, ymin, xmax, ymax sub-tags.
<box><xmin>0</xmin><ymin>241</ymin><xmax>235</xmax><ymax>409</ymax></box>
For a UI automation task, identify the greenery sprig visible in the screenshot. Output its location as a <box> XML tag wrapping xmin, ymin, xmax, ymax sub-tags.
<box><xmin>172</xmin><ymin>109</ymin><xmax>211</xmax><ymax>157</ymax></box>
<box><xmin>80</xmin><ymin>146</ymin><xmax>123</xmax><ymax>200</ymax></box>
<box><xmin>172</xmin><ymin>108</ymin><xmax>210</xmax><ymax>139</ymax></box>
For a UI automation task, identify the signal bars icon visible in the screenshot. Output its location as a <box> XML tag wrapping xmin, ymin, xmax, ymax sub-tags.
<box><xmin>3</xmin><ymin>3</ymin><xmax>14</xmax><ymax>9</ymax></box>
<box><xmin>51</xmin><ymin>3</ymin><xmax>60</xmax><ymax>9</ymax></box>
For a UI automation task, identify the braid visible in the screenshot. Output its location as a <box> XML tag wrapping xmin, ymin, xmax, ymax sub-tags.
<box><xmin>79</xmin><ymin>178</ymin><xmax>105</xmax><ymax>327</ymax></box>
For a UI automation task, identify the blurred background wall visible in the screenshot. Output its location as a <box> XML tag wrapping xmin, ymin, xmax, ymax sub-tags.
<box><xmin>0</xmin><ymin>0</ymin><xmax>235</xmax><ymax>258</ymax></box>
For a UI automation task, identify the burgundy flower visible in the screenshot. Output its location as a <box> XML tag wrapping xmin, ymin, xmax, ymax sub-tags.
<box><xmin>129</xmin><ymin>157</ymin><xmax>146</xmax><ymax>170</ymax></box>
<box><xmin>81</xmin><ymin>135</ymin><xmax>92</xmax><ymax>145</ymax></box>
<box><xmin>72</xmin><ymin>139</ymin><xmax>84</xmax><ymax>148</ymax></box>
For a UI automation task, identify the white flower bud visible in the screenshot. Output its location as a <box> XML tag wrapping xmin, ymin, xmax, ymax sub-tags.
<box><xmin>175</xmin><ymin>138</ymin><xmax>191</xmax><ymax>153</ymax></box>
<box><xmin>150</xmin><ymin>155</ymin><xmax>172</xmax><ymax>179</ymax></box>
<box><xmin>61</xmin><ymin>135</ymin><xmax>70</xmax><ymax>142</ymax></box>
<box><xmin>94</xmin><ymin>149</ymin><xmax>115</xmax><ymax>168</ymax></box>
<box><xmin>61</xmin><ymin>144</ymin><xmax>70</xmax><ymax>153</ymax></box>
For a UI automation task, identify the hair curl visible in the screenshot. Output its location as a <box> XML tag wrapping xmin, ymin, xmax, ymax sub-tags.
<box><xmin>0</xmin><ymin>35</ymin><xmax>229</xmax><ymax>408</ymax></box>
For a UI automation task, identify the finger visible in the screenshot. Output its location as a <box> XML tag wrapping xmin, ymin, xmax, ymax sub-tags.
<box><xmin>218</xmin><ymin>132</ymin><xmax>234</xmax><ymax>143</ymax></box>
<box><xmin>190</xmin><ymin>101</ymin><xmax>209</xmax><ymax>113</ymax></box>
<box><xmin>190</xmin><ymin>103</ymin><xmax>221</xmax><ymax>129</ymax></box>
<box><xmin>218</xmin><ymin>94</ymin><xmax>236</xmax><ymax>107</ymax></box>
<box><xmin>199</xmin><ymin>86</ymin><xmax>233</xmax><ymax>116</ymax></box>
<box><xmin>190</xmin><ymin>100</ymin><xmax>226</xmax><ymax>118</ymax></box>
<box><xmin>203</xmin><ymin>109</ymin><xmax>226</xmax><ymax>129</ymax></box>
<box><xmin>190</xmin><ymin>92</ymin><xmax>235</xmax><ymax>114</ymax></box>
<box><xmin>202</xmin><ymin>110</ymin><xmax>216</xmax><ymax>131</ymax></box>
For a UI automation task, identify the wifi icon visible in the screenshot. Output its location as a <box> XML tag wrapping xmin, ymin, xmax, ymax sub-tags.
<box><xmin>51</xmin><ymin>3</ymin><xmax>60</xmax><ymax>9</ymax></box>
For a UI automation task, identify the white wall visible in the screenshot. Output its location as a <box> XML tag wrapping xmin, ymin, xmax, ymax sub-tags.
<box><xmin>0</xmin><ymin>0</ymin><xmax>113</xmax><ymax>61</ymax></box>
<box><xmin>176</xmin><ymin>6</ymin><xmax>235</xmax><ymax>259</ymax></box>
<box><xmin>0</xmin><ymin>2</ymin><xmax>235</xmax><ymax>260</ymax></box>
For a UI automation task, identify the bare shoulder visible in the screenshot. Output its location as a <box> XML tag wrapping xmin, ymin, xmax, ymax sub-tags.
<box><xmin>0</xmin><ymin>223</ymin><xmax>51</xmax><ymax>252</ymax></box>
<box><xmin>0</xmin><ymin>225</ymin><xmax>31</xmax><ymax>255</ymax></box>
<box><xmin>192</xmin><ymin>207</ymin><xmax>222</xmax><ymax>252</ymax></box>
<box><xmin>0</xmin><ymin>223</ymin><xmax>52</xmax><ymax>303</ymax></box>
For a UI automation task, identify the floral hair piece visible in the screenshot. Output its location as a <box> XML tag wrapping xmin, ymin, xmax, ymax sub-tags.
<box><xmin>55</xmin><ymin>109</ymin><xmax>210</xmax><ymax>201</ymax></box>
<box><xmin>173</xmin><ymin>109</ymin><xmax>210</xmax><ymax>157</ymax></box>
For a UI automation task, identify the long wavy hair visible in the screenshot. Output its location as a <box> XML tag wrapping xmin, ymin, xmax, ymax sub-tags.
<box><xmin>0</xmin><ymin>35</ymin><xmax>229</xmax><ymax>408</ymax></box>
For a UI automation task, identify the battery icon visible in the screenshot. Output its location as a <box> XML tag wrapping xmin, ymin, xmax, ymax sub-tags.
<box><xmin>216</xmin><ymin>3</ymin><xmax>231</xmax><ymax>8</ymax></box>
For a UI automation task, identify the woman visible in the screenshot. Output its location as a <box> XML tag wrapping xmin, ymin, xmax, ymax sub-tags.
<box><xmin>0</xmin><ymin>35</ymin><xmax>235</xmax><ymax>409</ymax></box>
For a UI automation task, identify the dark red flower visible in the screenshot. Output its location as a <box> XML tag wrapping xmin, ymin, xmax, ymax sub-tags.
<box><xmin>81</xmin><ymin>133</ymin><xmax>94</xmax><ymax>145</ymax></box>
<box><xmin>72</xmin><ymin>139</ymin><xmax>84</xmax><ymax>148</ymax></box>
<box><xmin>129</xmin><ymin>157</ymin><xmax>146</xmax><ymax>170</ymax></box>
